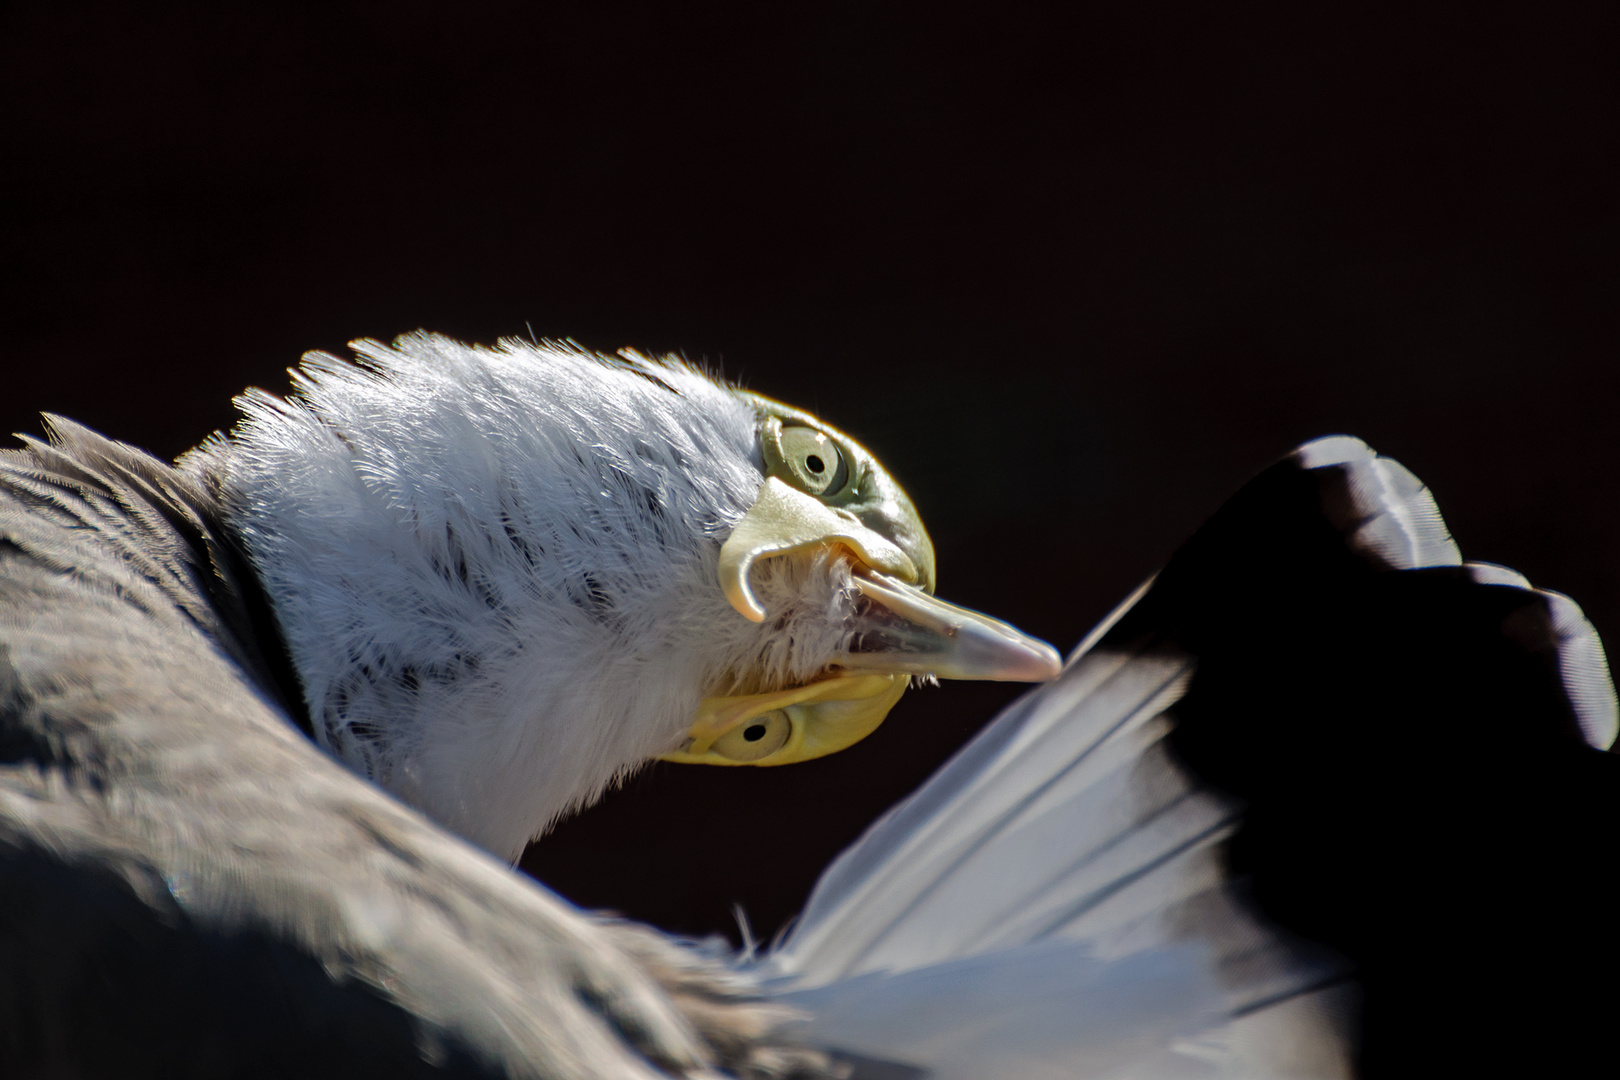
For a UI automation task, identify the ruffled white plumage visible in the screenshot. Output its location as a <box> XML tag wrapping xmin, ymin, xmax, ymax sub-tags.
<box><xmin>191</xmin><ymin>334</ymin><xmax>858</xmax><ymax>858</ymax></box>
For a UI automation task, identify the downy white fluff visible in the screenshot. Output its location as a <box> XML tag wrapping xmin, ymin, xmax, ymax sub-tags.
<box><xmin>189</xmin><ymin>333</ymin><xmax>858</xmax><ymax>860</ymax></box>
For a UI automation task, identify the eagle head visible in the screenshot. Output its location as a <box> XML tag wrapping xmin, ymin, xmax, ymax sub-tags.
<box><xmin>201</xmin><ymin>333</ymin><xmax>1059</xmax><ymax>859</ymax></box>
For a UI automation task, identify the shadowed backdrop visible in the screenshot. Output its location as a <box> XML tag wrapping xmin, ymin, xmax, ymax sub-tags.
<box><xmin>4</xmin><ymin>1</ymin><xmax>1616</xmax><ymax>944</ymax></box>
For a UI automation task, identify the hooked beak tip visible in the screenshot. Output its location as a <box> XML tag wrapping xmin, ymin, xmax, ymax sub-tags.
<box><xmin>997</xmin><ymin>638</ymin><xmax>1065</xmax><ymax>682</ymax></box>
<box><xmin>836</xmin><ymin>572</ymin><xmax>1065</xmax><ymax>684</ymax></box>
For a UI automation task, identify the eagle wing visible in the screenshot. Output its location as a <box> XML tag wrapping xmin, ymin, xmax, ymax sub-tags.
<box><xmin>759</xmin><ymin>436</ymin><xmax>1618</xmax><ymax>1078</ymax></box>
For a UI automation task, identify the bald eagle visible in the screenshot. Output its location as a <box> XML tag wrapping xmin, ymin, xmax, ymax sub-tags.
<box><xmin>1</xmin><ymin>334</ymin><xmax>1614</xmax><ymax>1077</ymax></box>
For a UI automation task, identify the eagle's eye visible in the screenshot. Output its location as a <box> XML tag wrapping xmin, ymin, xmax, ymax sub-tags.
<box><xmin>710</xmin><ymin>710</ymin><xmax>792</xmax><ymax>761</ymax></box>
<box><xmin>778</xmin><ymin>425</ymin><xmax>848</xmax><ymax>498</ymax></box>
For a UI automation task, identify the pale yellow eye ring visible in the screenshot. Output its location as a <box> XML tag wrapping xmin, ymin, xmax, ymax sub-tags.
<box><xmin>775</xmin><ymin>424</ymin><xmax>848</xmax><ymax>497</ymax></box>
<box><xmin>710</xmin><ymin>710</ymin><xmax>791</xmax><ymax>761</ymax></box>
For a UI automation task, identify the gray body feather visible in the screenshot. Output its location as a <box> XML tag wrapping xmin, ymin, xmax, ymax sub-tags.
<box><xmin>0</xmin><ymin>420</ymin><xmax>818</xmax><ymax>1079</ymax></box>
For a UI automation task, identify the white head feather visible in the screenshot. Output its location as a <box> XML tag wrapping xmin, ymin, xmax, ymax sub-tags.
<box><xmin>191</xmin><ymin>333</ymin><xmax>859</xmax><ymax>860</ymax></box>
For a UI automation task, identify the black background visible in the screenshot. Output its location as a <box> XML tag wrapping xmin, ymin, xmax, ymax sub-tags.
<box><xmin>5</xmin><ymin>2</ymin><xmax>1617</xmax><ymax>944</ymax></box>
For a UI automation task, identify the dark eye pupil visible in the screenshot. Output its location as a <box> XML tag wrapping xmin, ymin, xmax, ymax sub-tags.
<box><xmin>743</xmin><ymin>723</ymin><xmax>768</xmax><ymax>742</ymax></box>
<box><xmin>806</xmin><ymin>455</ymin><xmax>825</xmax><ymax>474</ymax></box>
